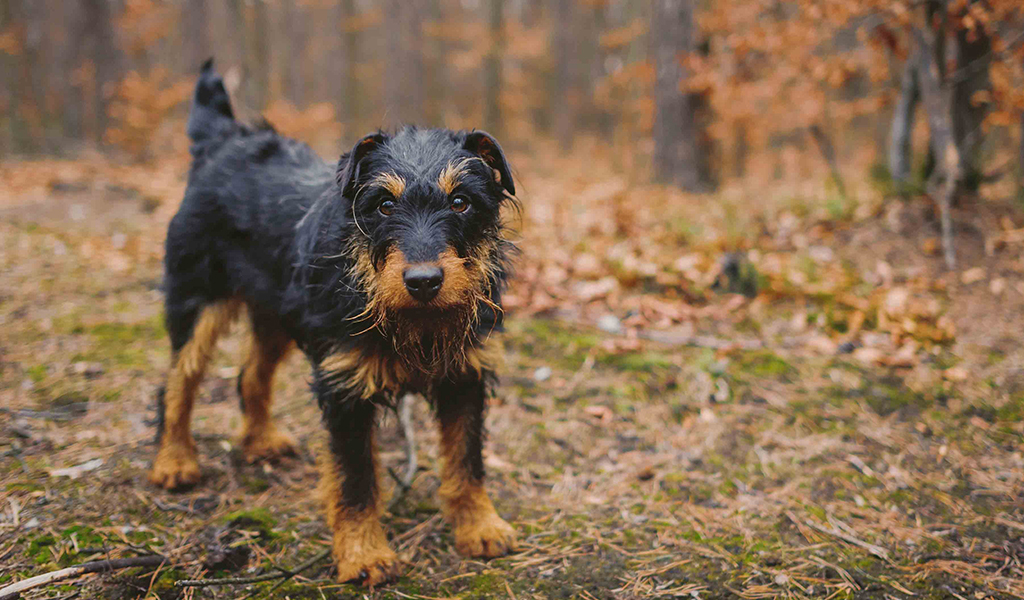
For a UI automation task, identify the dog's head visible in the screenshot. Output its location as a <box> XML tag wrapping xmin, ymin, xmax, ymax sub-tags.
<box><xmin>338</xmin><ymin>127</ymin><xmax>515</xmax><ymax>333</ymax></box>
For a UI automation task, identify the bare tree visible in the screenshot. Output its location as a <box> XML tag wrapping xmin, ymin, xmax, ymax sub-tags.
<box><xmin>1019</xmin><ymin>103</ymin><xmax>1024</xmax><ymax>199</ymax></box>
<box><xmin>651</xmin><ymin>0</ymin><xmax>712</xmax><ymax>192</ymax></box>
<box><xmin>483</xmin><ymin>0</ymin><xmax>503</xmax><ymax>136</ymax></box>
<box><xmin>912</xmin><ymin>0</ymin><xmax>960</xmax><ymax>268</ymax></box>
<box><xmin>552</xmin><ymin>0</ymin><xmax>574</xmax><ymax>150</ymax></box>
<box><xmin>950</xmin><ymin>12</ymin><xmax>991</xmax><ymax>189</ymax></box>
<box><xmin>889</xmin><ymin>55</ymin><xmax>920</xmax><ymax>188</ymax></box>
<box><xmin>330</xmin><ymin>0</ymin><xmax>358</xmax><ymax>126</ymax></box>
<box><xmin>182</xmin><ymin>0</ymin><xmax>210</xmax><ymax>73</ymax></box>
<box><xmin>281</xmin><ymin>1</ymin><xmax>308</xmax><ymax>107</ymax></box>
<box><xmin>385</xmin><ymin>0</ymin><xmax>425</xmax><ymax>127</ymax></box>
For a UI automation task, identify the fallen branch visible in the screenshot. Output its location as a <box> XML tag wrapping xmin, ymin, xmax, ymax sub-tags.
<box><xmin>0</xmin><ymin>555</ymin><xmax>167</xmax><ymax>600</ymax></box>
<box><xmin>174</xmin><ymin>547</ymin><xmax>331</xmax><ymax>589</ymax></box>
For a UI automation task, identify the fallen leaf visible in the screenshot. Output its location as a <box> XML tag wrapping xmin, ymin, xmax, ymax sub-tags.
<box><xmin>961</xmin><ymin>267</ymin><xmax>985</xmax><ymax>285</ymax></box>
<box><xmin>584</xmin><ymin>405</ymin><xmax>614</xmax><ymax>423</ymax></box>
<box><xmin>943</xmin><ymin>366</ymin><xmax>969</xmax><ymax>382</ymax></box>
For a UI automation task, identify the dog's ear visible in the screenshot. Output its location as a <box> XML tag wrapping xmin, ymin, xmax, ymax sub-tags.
<box><xmin>337</xmin><ymin>132</ymin><xmax>387</xmax><ymax>196</ymax></box>
<box><xmin>463</xmin><ymin>131</ymin><xmax>515</xmax><ymax>196</ymax></box>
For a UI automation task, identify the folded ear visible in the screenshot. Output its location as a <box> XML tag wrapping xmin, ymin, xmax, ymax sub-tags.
<box><xmin>463</xmin><ymin>131</ymin><xmax>515</xmax><ymax>196</ymax></box>
<box><xmin>336</xmin><ymin>132</ymin><xmax>388</xmax><ymax>196</ymax></box>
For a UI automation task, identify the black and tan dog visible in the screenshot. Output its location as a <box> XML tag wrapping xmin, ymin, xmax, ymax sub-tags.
<box><xmin>151</xmin><ymin>60</ymin><xmax>517</xmax><ymax>586</ymax></box>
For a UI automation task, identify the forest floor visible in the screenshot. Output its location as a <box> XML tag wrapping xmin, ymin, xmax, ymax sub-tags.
<box><xmin>2</xmin><ymin>141</ymin><xmax>1024</xmax><ymax>599</ymax></box>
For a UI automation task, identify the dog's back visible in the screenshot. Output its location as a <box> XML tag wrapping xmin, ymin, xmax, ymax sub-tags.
<box><xmin>164</xmin><ymin>61</ymin><xmax>334</xmax><ymax>349</ymax></box>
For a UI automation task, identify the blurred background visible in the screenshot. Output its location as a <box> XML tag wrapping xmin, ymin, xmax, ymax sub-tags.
<box><xmin>0</xmin><ymin>0</ymin><xmax>1018</xmax><ymax>194</ymax></box>
<box><xmin>4</xmin><ymin>3</ymin><xmax>1024</xmax><ymax>597</ymax></box>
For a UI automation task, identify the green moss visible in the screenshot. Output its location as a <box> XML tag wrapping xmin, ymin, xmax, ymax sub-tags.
<box><xmin>997</xmin><ymin>395</ymin><xmax>1024</xmax><ymax>422</ymax></box>
<box><xmin>224</xmin><ymin>508</ymin><xmax>278</xmax><ymax>538</ymax></box>
<box><xmin>27</xmin><ymin>534</ymin><xmax>58</xmax><ymax>565</ymax></box>
<box><xmin>510</xmin><ymin>319</ymin><xmax>600</xmax><ymax>370</ymax></box>
<box><xmin>734</xmin><ymin>351</ymin><xmax>796</xmax><ymax>382</ymax></box>
<box><xmin>26</xmin><ymin>364</ymin><xmax>48</xmax><ymax>383</ymax></box>
<box><xmin>599</xmin><ymin>351</ymin><xmax>675</xmax><ymax>373</ymax></box>
<box><xmin>67</xmin><ymin>317</ymin><xmax>166</xmax><ymax>367</ymax></box>
<box><xmin>465</xmin><ymin>572</ymin><xmax>509</xmax><ymax>598</ymax></box>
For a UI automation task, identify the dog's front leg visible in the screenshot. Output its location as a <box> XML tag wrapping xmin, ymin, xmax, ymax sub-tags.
<box><xmin>316</xmin><ymin>388</ymin><xmax>399</xmax><ymax>587</ymax></box>
<box><xmin>434</xmin><ymin>372</ymin><xmax>517</xmax><ymax>558</ymax></box>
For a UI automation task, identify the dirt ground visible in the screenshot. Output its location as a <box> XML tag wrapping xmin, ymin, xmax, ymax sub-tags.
<box><xmin>2</xmin><ymin>145</ymin><xmax>1024</xmax><ymax>599</ymax></box>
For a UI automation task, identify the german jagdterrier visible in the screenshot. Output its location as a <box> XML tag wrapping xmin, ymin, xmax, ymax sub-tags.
<box><xmin>150</xmin><ymin>60</ymin><xmax>517</xmax><ymax>586</ymax></box>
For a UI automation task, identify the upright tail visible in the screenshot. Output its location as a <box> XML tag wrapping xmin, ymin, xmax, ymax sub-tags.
<box><xmin>187</xmin><ymin>59</ymin><xmax>237</xmax><ymax>148</ymax></box>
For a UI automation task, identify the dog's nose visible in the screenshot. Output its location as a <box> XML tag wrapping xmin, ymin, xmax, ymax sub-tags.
<box><xmin>403</xmin><ymin>265</ymin><xmax>444</xmax><ymax>303</ymax></box>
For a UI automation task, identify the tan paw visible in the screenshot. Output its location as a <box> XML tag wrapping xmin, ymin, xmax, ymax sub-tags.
<box><xmin>149</xmin><ymin>444</ymin><xmax>200</xmax><ymax>490</ymax></box>
<box><xmin>240</xmin><ymin>426</ymin><xmax>298</xmax><ymax>463</ymax></box>
<box><xmin>454</xmin><ymin>513</ymin><xmax>517</xmax><ymax>558</ymax></box>
<box><xmin>336</xmin><ymin>548</ymin><xmax>401</xmax><ymax>588</ymax></box>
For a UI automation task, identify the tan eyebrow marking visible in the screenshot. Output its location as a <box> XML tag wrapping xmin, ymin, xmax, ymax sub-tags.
<box><xmin>437</xmin><ymin>158</ymin><xmax>476</xmax><ymax>195</ymax></box>
<box><xmin>370</xmin><ymin>172</ymin><xmax>405</xmax><ymax>197</ymax></box>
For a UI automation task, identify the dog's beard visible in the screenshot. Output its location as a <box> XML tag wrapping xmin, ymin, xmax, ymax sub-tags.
<box><xmin>380</xmin><ymin>302</ymin><xmax>481</xmax><ymax>376</ymax></box>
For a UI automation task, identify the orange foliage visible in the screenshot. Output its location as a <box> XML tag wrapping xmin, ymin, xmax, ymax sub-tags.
<box><xmin>105</xmin><ymin>68</ymin><xmax>191</xmax><ymax>163</ymax></box>
<box><xmin>694</xmin><ymin>0</ymin><xmax>1024</xmax><ymax>154</ymax></box>
<box><xmin>262</xmin><ymin>101</ymin><xmax>343</xmax><ymax>151</ymax></box>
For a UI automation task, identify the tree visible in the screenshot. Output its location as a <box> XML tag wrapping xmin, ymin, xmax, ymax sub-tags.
<box><xmin>330</xmin><ymin>0</ymin><xmax>358</xmax><ymax>127</ymax></box>
<box><xmin>651</xmin><ymin>0</ymin><xmax>712</xmax><ymax>192</ymax></box>
<box><xmin>483</xmin><ymin>0</ymin><xmax>503</xmax><ymax>136</ymax></box>
<box><xmin>385</xmin><ymin>0</ymin><xmax>425</xmax><ymax>126</ymax></box>
<box><xmin>182</xmin><ymin>0</ymin><xmax>209</xmax><ymax>73</ymax></box>
<box><xmin>889</xmin><ymin>53</ymin><xmax>919</xmax><ymax>188</ymax></box>
<box><xmin>552</xmin><ymin>0</ymin><xmax>574</xmax><ymax>150</ymax></box>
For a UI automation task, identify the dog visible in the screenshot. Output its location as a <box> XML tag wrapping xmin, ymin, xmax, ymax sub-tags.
<box><xmin>150</xmin><ymin>60</ymin><xmax>518</xmax><ymax>586</ymax></box>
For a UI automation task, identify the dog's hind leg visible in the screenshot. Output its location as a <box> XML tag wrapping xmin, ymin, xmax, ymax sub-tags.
<box><xmin>237</xmin><ymin>313</ymin><xmax>297</xmax><ymax>463</ymax></box>
<box><xmin>150</xmin><ymin>297</ymin><xmax>241</xmax><ymax>489</ymax></box>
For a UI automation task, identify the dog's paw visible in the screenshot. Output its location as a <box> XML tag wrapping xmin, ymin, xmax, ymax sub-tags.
<box><xmin>454</xmin><ymin>513</ymin><xmax>517</xmax><ymax>558</ymax></box>
<box><xmin>240</xmin><ymin>426</ymin><xmax>298</xmax><ymax>463</ymax></box>
<box><xmin>149</xmin><ymin>445</ymin><xmax>200</xmax><ymax>490</ymax></box>
<box><xmin>335</xmin><ymin>548</ymin><xmax>401</xmax><ymax>588</ymax></box>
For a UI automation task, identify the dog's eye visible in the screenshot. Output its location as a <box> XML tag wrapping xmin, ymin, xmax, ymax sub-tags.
<box><xmin>378</xmin><ymin>200</ymin><xmax>395</xmax><ymax>216</ymax></box>
<box><xmin>450</xmin><ymin>195</ymin><xmax>469</xmax><ymax>213</ymax></box>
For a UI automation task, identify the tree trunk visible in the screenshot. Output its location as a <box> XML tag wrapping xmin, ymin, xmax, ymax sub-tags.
<box><xmin>183</xmin><ymin>0</ymin><xmax>209</xmax><ymax>72</ymax></box>
<box><xmin>0</xmin><ymin>0</ymin><xmax>17</xmax><ymax>154</ymax></box>
<box><xmin>283</xmin><ymin>1</ymin><xmax>307</xmax><ymax>107</ymax></box>
<box><xmin>82</xmin><ymin>0</ymin><xmax>121</xmax><ymax>146</ymax></box>
<box><xmin>913</xmin><ymin>2</ymin><xmax>959</xmax><ymax>269</ymax></box>
<box><xmin>552</xmin><ymin>0</ymin><xmax>574</xmax><ymax>150</ymax></box>
<box><xmin>950</xmin><ymin>12</ymin><xmax>990</xmax><ymax>191</ymax></box>
<box><xmin>422</xmin><ymin>0</ymin><xmax>444</xmax><ymax>127</ymax></box>
<box><xmin>651</xmin><ymin>0</ymin><xmax>711</xmax><ymax>192</ymax></box>
<box><xmin>889</xmin><ymin>56</ymin><xmax>919</xmax><ymax>187</ymax></box>
<box><xmin>733</xmin><ymin>122</ymin><xmax>748</xmax><ymax>178</ymax></box>
<box><xmin>385</xmin><ymin>0</ymin><xmax>424</xmax><ymax>127</ymax></box>
<box><xmin>483</xmin><ymin>0</ymin><xmax>503</xmax><ymax>136</ymax></box>
<box><xmin>1018</xmin><ymin>105</ymin><xmax>1024</xmax><ymax>198</ymax></box>
<box><xmin>247</xmin><ymin>0</ymin><xmax>269</xmax><ymax>111</ymax></box>
<box><xmin>330</xmin><ymin>0</ymin><xmax>357</xmax><ymax>127</ymax></box>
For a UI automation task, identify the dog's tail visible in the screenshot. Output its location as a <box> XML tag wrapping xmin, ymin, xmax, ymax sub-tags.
<box><xmin>187</xmin><ymin>58</ymin><xmax>237</xmax><ymax>150</ymax></box>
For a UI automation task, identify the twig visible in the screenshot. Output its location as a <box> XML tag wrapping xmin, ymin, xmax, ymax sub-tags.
<box><xmin>396</xmin><ymin>392</ymin><xmax>418</xmax><ymax>488</ymax></box>
<box><xmin>797</xmin><ymin>515</ymin><xmax>891</xmax><ymax>562</ymax></box>
<box><xmin>386</xmin><ymin>393</ymin><xmax>419</xmax><ymax>511</ymax></box>
<box><xmin>174</xmin><ymin>547</ymin><xmax>331</xmax><ymax>589</ymax></box>
<box><xmin>0</xmin><ymin>555</ymin><xmax>167</xmax><ymax>600</ymax></box>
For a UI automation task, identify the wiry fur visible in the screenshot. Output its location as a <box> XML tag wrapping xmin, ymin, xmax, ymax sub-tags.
<box><xmin>152</xmin><ymin>60</ymin><xmax>519</xmax><ymax>587</ymax></box>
